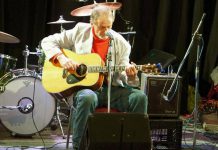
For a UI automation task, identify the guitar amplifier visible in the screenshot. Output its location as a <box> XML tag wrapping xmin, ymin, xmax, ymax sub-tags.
<box><xmin>140</xmin><ymin>73</ymin><xmax>182</xmax><ymax>118</ymax></box>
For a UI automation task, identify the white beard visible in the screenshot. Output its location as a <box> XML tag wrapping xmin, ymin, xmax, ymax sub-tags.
<box><xmin>96</xmin><ymin>33</ymin><xmax>108</xmax><ymax>39</ymax></box>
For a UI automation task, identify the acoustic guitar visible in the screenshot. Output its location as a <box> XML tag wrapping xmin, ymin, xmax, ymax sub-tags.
<box><xmin>42</xmin><ymin>49</ymin><xmax>159</xmax><ymax>96</ymax></box>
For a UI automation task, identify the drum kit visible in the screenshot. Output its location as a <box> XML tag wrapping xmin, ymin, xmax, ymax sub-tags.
<box><xmin>0</xmin><ymin>32</ymin><xmax>57</xmax><ymax>136</ymax></box>
<box><xmin>0</xmin><ymin>1</ymin><xmax>125</xmax><ymax>137</ymax></box>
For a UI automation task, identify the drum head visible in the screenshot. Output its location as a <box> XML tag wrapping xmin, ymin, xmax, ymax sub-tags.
<box><xmin>0</xmin><ymin>76</ymin><xmax>55</xmax><ymax>135</ymax></box>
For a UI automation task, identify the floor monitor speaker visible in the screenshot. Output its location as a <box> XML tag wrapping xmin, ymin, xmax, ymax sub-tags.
<box><xmin>80</xmin><ymin>113</ymin><xmax>151</xmax><ymax>150</ymax></box>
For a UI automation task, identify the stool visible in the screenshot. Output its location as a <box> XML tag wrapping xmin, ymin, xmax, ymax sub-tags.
<box><xmin>95</xmin><ymin>107</ymin><xmax>120</xmax><ymax>113</ymax></box>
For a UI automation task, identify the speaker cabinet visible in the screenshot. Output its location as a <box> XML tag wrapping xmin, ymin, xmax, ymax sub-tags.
<box><xmin>140</xmin><ymin>73</ymin><xmax>181</xmax><ymax>118</ymax></box>
<box><xmin>80</xmin><ymin>113</ymin><xmax>151</xmax><ymax>150</ymax></box>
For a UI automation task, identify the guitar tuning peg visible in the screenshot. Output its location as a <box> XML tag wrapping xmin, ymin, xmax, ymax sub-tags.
<box><xmin>156</xmin><ymin>63</ymin><xmax>165</xmax><ymax>73</ymax></box>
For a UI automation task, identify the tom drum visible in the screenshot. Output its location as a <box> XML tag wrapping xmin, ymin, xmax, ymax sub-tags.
<box><xmin>0</xmin><ymin>54</ymin><xmax>17</xmax><ymax>77</ymax></box>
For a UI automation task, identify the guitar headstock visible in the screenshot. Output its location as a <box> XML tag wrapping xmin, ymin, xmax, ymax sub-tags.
<box><xmin>141</xmin><ymin>63</ymin><xmax>160</xmax><ymax>74</ymax></box>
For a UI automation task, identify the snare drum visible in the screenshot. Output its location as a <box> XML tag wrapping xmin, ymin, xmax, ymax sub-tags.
<box><xmin>0</xmin><ymin>69</ymin><xmax>56</xmax><ymax>135</ymax></box>
<box><xmin>0</xmin><ymin>54</ymin><xmax>17</xmax><ymax>77</ymax></box>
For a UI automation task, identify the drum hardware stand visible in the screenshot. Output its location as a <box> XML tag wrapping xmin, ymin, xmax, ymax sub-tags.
<box><xmin>23</xmin><ymin>45</ymin><xmax>43</xmax><ymax>77</ymax></box>
<box><xmin>51</xmin><ymin>95</ymin><xmax>71</xmax><ymax>139</ymax></box>
<box><xmin>23</xmin><ymin>45</ymin><xmax>30</xmax><ymax>75</ymax></box>
<box><xmin>56</xmin><ymin>100</ymin><xmax>67</xmax><ymax>139</ymax></box>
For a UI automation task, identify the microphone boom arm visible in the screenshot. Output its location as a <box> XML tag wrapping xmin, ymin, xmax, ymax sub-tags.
<box><xmin>164</xmin><ymin>13</ymin><xmax>206</xmax><ymax>101</ymax></box>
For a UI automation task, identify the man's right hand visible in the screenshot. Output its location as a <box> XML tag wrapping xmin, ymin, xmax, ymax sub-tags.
<box><xmin>57</xmin><ymin>54</ymin><xmax>79</xmax><ymax>72</ymax></box>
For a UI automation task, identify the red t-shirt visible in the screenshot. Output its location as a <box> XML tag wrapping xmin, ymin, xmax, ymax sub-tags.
<box><xmin>91</xmin><ymin>27</ymin><xmax>110</xmax><ymax>63</ymax></box>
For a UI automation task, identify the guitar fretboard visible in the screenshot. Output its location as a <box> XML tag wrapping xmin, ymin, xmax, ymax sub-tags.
<box><xmin>87</xmin><ymin>65</ymin><xmax>144</xmax><ymax>73</ymax></box>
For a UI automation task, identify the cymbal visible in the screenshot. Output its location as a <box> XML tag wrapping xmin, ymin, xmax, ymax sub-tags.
<box><xmin>71</xmin><ymin>2</ymin><xmax>122</xmax><ymax>16</ymax></box>
<box><xmin>0</xmin><ymin>31</ymin><xmax>20</xmax><ymax>43</ymax></box>
<box><xmin>47</xmin><ymin>15</ymin><xmax>75</xmax><ymax>24</ymax></box>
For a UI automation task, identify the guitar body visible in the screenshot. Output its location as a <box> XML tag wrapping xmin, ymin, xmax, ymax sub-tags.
<box><xmin>42</xmin><ymin>49</ymin><xmax>159</xmax><ymax>97</ymax></box>
<box><xmin>42</xmin><ymin>49</ymin><xmax>104</xmax><ymax>97</ymax></box>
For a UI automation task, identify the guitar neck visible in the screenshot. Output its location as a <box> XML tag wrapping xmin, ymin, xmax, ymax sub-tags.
<box><xmin>87</xmin><ymin>65</ymin><xmax>144</xmax><ymax>73</ymax></box>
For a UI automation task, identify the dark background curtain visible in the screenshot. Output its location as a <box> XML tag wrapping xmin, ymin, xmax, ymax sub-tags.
<box><xmin>0</xmin><ymin>0</ymin><xmax>218</xmax><ymax>114</ymax></box>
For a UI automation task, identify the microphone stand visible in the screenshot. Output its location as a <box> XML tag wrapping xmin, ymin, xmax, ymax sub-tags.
<box><xmin>163</xmin><ymin>13</ymin><xmax>206</xmax><ymax>102</ymax></box>
<box><xmin>106</xmin><ymin>38</ymin><xmax>113</xmax><ymax>113</ymax></box>
<box><xmin>162</xmin><ymin>13</ymin><xmax>205</xmax><ymax>149</ymax></box>
<box><xmin>193</xmin><ymin>34</ymin><xmax>202</xmax><ymax>149</ymax></box>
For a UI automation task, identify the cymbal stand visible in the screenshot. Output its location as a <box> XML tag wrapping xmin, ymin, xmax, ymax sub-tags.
<box><xmin>117</xmin><ymin>11</ymin><xmax>136</xmax><ymax>48</ymax></box>
<box><xmin>47</xmin><ymin>15</ymin><xmax>75</xmax><ymax>33</ymax></box>
<box><xmin>59</xmin><ymin>15</ymin><xmax>65</xmax><ymax>33</ymax></box>
<box><xmin>119</xmin><ymin>31</ymin><xmax>136</xmax><ymax>48</ymax></box>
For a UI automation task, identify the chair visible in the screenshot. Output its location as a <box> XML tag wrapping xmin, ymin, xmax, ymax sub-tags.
<box><xmin>66</xmin><ymin>105</ymin><xmax>75</xmax><ymax>149</ymax></box>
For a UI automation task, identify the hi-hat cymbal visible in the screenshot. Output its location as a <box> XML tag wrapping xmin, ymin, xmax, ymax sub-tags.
<box><xmin>0</xmin><ymin>31</ymin><xmax>20</xmax><ymax>43</ymax></box>
<box><xmin>47</xmin><ymin>15</ymin><xmax>75</xmax><ymax>24</ymax></box>
<box><xmin>71</xmin><ymin>2</ymin><xmax>122</xmax><ymax>16</ymax></box>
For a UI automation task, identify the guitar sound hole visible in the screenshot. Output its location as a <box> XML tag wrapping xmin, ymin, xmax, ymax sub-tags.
<box><xmin>76</xmin><ymin>64</ymin><xmax>87</xmax><ymax>77</ymax></box>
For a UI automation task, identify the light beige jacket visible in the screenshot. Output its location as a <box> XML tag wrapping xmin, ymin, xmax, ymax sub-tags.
<box><xmin>41</xmin><ymin>22</ymin><xmax>139</xmax><ymax>87</ymax></box>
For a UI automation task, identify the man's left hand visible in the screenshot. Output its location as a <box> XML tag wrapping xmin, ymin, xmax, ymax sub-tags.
<box><xmin>126</xmin><ymin>62</ymin><xmax>138</xmax><ymax>80</ymax></box>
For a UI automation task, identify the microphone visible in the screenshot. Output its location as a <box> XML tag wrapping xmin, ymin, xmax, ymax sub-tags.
<box><xmin>162</xmin><ymin>90</ymin><xmax>170</xmax><ymax>101</ymax></box>
<box><xmin>106</xmin><ymin>31</ymin><xmax>114</xmax><ymax>40</ymax></box>
<box><xmin>161</xmin><ymin>76</ymin><xmax>180</xmax><ymax>102</ymax></box>
<box><xmin>19</xmin><ymin>103</ymin><xmax>33</xmax><ymax>113</ymax></box>
<box><xmin>25</xmin><ymin>104</ymin><xmax>33</xmax><ymax>111</ymax></box>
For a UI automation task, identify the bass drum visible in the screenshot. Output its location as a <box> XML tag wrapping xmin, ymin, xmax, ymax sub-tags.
<box><xmin>0</xmin><ymin>69</ymin><xmax>56</xmax><ymax>136</ymax></box>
